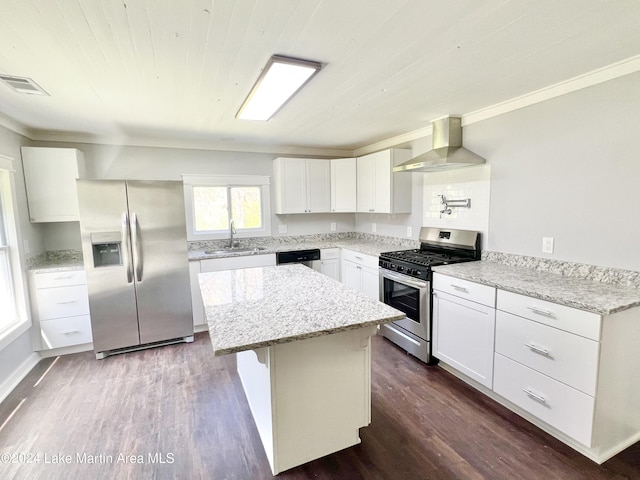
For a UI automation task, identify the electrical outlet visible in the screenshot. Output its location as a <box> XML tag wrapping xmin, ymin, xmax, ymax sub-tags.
<box><xmin>542</xmin><ymin>237</ymin><xmax>554</xmax><ymax>254</ymax></box>
<box><xmin>407</xmin><ymin>226</ymin><xmax>412</xmax><ymax>238</ymax></box>
<box><xmin>23</xmin><ymin>239</ymin><xmax>30</xmax><ymax>254</ymax></box>
<box><xmin>278</xmin><ymin>224</ymin><xmax>288</xmax><ymax>234</ymax></box>
<box><xmin>372</xmin><ymin>223</ymin><xmax>377</xmax><ymax>233</ymax></box>
<box><xmin>330</xmin><ymin>222</ymin><xmax>336</xmax><ymax>232</ymax></box>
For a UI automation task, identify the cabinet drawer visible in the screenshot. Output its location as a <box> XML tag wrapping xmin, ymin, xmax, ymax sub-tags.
<box><xmin>41</xmin><ymin>315</ymin><xmax>93</xmax><ymax>349</ymax></box>
<box><xmin>35</xmin><ymin>285</ymin><xmax>90</xmax><ymax>320</ymax></box>
<box><xmin>494</xmin><ymin>353</ymin><xmax>594</xmax><ymax>447</ymax></box>
<box><xmin>341</xmin><ymin>249</ymin><xmax>378</xmax><ymax>269</ymax></box>
<box><xmin>433</xmin><ymin>273</ymin><xmax>495</xmax><ymax>308</ymax></box>
<box><xmin>321</xmin><ymin>248</ymin><xmax>340</xmax><ymax>260</ymax></box>
<box><xmin>497</xmin><ymin>290</ymin><xmax>601</xmax><ymax>340</ymax></box>
<box><xmin>495</xmin><ymin>311</ymin><xmax>599</xmax><ymax>396</ymax></box>
<box><xmin>33</xmin><ymin>269</ymin><xmax>86</xmax><ymax>288</ymax></box>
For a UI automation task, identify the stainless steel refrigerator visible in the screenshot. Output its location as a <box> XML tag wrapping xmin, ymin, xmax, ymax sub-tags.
<box><xmin>77</xmin><ymin>180</ymin><xmax>193</xmax><ymax>359</ymax></box>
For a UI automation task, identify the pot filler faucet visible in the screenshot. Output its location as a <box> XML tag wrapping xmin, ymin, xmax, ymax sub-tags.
<box><xmin>228</xmin><ymin>218</ymin><xmax>236</xmax><ymax>248</ymax></box>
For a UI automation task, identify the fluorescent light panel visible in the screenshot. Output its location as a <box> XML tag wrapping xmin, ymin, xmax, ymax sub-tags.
<box><xmin>237</xmin><ymin>55</ymin><xmax>322</xmax><ymax>121</ymax></box>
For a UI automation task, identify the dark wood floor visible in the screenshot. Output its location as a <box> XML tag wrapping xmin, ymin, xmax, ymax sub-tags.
<box><xmin>1</xmin><ymin>332</ymin><xmax>639</xmax><ymax>480</ymax></box>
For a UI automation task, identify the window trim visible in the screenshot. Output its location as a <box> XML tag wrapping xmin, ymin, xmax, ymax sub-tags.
<box><xmin>182</xmin><ymin>174</ymin><xmax>272</xmax><ymax>241</ymax></box>
<box><xmin>0</xmin><ymin>154</ymin><xmax>31</xmax><ymax>350</ymax></box>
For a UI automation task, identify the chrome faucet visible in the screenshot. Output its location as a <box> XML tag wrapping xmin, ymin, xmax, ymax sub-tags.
<box><xmin>228</xmin><ymin>218</ymin><xmax>237</xmax><ymax>248</ymax></box>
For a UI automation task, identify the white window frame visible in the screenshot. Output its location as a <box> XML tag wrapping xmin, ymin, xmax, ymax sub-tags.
<box><xmin>0</xmin><ymin>154</ymin><xmax>31</xmax><ymax>350</ymax></box>
<box><xmin>182</xmin><ymin>175</ymin><xmax>272</xmax><ymax>241</ymax></box>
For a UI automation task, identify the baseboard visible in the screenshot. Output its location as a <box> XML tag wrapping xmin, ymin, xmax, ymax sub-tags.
<box><xmin>38</xmin><ymin>342</ymin><xmax>93</xmax><ymax>358</ymax></box>
<box><xmin>0</xmin><ymin>352</ymin><xmax>40</xmax><ymax>404</ymax></box>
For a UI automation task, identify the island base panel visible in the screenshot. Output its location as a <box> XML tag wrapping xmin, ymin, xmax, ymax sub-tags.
<box><xmin>237</xmin><ymin>326</ymin><xmax>375</xmax><ymax>475</ymax></box>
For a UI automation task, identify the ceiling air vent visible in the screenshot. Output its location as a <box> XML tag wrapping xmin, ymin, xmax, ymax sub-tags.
<box><xmin>0</xmin><ymin>75</ymin><xmax>49</xmax><ymax>95</ymax></box>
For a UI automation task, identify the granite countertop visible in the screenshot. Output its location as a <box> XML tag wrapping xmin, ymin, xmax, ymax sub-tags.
<box><xmin>189</xmin><ymin>238</ymin><xmax>404</xmax><ymax>261</ymax></box>
<box><xmin>27</xmin><ymin>255</ymin><xmax>85</xmax><ymax>273</ymax></box>
<box><xmin>199</xmin><ymin>263</ymin><xmax>405</xmax><ymax>356</ymax></box>
<box><xmin>433</xmin><ymin>261</ymin><xmax>640</xmax><ymax>315</ymax></box>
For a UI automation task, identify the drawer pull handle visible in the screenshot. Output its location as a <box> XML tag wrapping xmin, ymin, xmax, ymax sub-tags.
<box><xmin>61</xmin><ymin>330</ymin><xmax>81</xmax><ymax>335</ymax></box>
<box><xmin>451</xmin><ymin>284</ymin><xmax>469</xmax><ymax>293</ymax></box>
<box><xmin>56</xmin><ymin>300</ymin><xmax>78</xmax><ymax>305</ymax></box>
<box><xmin>522</xmin><ymin>388</ymin><xmax>546</xmax><ymax>404</ymax></box>
<box><xmin>527</xmin><ymin>306</ymin><xmax>555</xmax><ymax>317</ymax></box>
<box><xmin>54</xmin><ymin>275</ymin><xmax>74</xmax><ymax>280</ymax></box>
<box><xmin>524</xmin><ymin>342</ymin><xmax>550</xmax><ymax>356</ymax></box>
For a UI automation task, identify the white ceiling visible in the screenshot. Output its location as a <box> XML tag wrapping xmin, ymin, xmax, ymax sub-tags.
<box><xmin>0</xmin><ymin>0</ymin><xmax>639</xmax><ymax>155</ymax></box>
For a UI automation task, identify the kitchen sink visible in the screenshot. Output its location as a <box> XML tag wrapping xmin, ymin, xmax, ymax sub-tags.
<box><xmin>204</xmin><ymin>247</ymin><xmax>267</xmax><ymax>255</ymax></box>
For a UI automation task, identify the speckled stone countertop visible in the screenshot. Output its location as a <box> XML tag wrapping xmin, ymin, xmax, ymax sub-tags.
<box><xmin>27</xmin><ymin>250</ymin><xmax>85</xmax><ymax>272</ymax></box>
<box><xmin>433</xmin><ymin>261</ymin><xmax>640</xmax><ymax>315</ymax></box>
<box><xmin>188</xmin><ymin>233</ymin><xmax>417</xmax><ymax>261</ymax></box>
<box><xmin>199</xmin><ymin>263</ymin><xmax>405</xmax><ymax>356</ymax></box>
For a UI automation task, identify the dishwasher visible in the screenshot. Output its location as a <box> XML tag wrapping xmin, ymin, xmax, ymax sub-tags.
<box><xmin>275</xmin><ymin>248</ymin><xmax>321</xmax><ymax>267</ymax></box>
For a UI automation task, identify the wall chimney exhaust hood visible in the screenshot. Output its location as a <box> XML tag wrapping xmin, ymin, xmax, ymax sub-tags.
<box><xmin>393</xmin><ymin>116</ymin><xmax>485</xmax><ymax>172</ymax></box>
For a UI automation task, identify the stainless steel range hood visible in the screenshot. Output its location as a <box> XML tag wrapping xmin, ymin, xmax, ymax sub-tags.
<box><xmin>393</xmin><ymin>116</ymin><xmax>485</xmax><ymax>172</ymax></box>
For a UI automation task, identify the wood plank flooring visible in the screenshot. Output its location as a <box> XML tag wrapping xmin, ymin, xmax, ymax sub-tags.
<box><xmin>1</xmin><ymin>332</ymin><xmax>639</xmax><ymax>480</ymax></box>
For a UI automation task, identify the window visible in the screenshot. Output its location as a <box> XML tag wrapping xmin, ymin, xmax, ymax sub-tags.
<box><xmin>183</xmin><ymin>175</ymin><xmax>271</xmax><ymax>241</ymax></box>
<box><xmin>0</xmin><ymin>155</ymin><xmax>30</xmax><ymax>349</ymax></box>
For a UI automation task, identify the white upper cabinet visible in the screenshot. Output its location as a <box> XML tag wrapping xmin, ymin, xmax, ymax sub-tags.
<box><xmin>356</xmin><ymin>149</ymin><xmax>412</xmax><ymax>213</ymax></box>
<box><xmin>274</xmin><ymin>157</ymin><xmax>331</xmax><ymax>214</ymax></box>
<box><xmin>330</xmin><ymin>158</ymin><xmax>357</xmax><ymax>212</ymax></box>
<box><xmin>21</xmin><ymin>147</ymin><xmax>85</xmax><ymax>222</ymax></box>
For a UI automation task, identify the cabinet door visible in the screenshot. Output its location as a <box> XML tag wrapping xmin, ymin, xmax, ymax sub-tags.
<box><xmin>341</xmin><ymin>260</ymin><xmax>362</xmax><ymax>291</ymax></box>
<box><xmin>372</xmin><ymin>151</ymin><xmax>392</xmax><ymax>213</ymax></box>
<box><xmin>356</xmin><ymin>156</ymin><xmax>375</xmax><ymax>213</ymax></box>
<box><xmin>306</xmin><ymin>160</ymin><xmax>331</xmax><ymax>213</ymax></box>
<box><xmin>320</xmin><ymin>259</ymin><xmax>340</xmax><ymax>281</ymax></box>
<box><xmin>433</xmin><ymin>290</ymin><xmax>496</xmax><ymax>388</ymax></box>
<box><xmin>360</xmin><ymin>266</ymin><xmax>380</xmax><ymax>301</ymax></box>
<box><xmin>21</xmin><ymin>147</ymin><xmax>84</xmax><ymax>222</ymax></box>
<box><xmin>331</xmin><ymin>158</ymin><xmax>356</xmax><ymax>212</ymax></box>
<box><xmin>274</xmin><ymin>158</ymin><xmax>307</xmax><ymax>214</ymax></box>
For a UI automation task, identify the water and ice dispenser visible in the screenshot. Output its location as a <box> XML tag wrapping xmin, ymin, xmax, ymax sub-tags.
<box><xmin>91</xmin><ymin>232</ymin><xmax>123</xmax><ymax>267</ymax></box>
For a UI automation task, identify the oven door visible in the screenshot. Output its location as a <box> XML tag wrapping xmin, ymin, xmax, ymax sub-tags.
<box><xmin>379</xmin><ymin>269</ymin><xmax>429</xmax><ymax>340</ymax></box>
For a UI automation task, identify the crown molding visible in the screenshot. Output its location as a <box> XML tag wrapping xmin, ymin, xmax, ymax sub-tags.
<box><xmin>27</xmin><ymin>131</ymin><xmax>353</xmax><ymax>158</ymax></box>
<box><xmin>462</xmin><ymin>54</ymin><xmax>640</xmax><ymax>127</ymax></box>
<box><xmin>0</xmin><ymin>113</ymin><xmax>33</xmax><ymax>139</ymax></box>
<box><xmin>355</xmin><ymin>54</ymin><xmax>640</xmax><ymax>156</ymax></box>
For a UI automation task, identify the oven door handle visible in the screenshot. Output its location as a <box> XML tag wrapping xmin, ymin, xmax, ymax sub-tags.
<box><xmin>381</xmin><ymin>271</ymin><xmax>428</xmax><ymax>289</ymax></box>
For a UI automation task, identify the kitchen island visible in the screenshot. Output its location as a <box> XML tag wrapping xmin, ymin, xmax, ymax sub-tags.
<box><xmin>198</xmin><ymin>264</ymin><xmax>404</xmax><ymax>475</ymax></box>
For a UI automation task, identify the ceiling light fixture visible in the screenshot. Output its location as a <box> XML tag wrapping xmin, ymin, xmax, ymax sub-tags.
<box><xmin>0</xmin><ymin>74</ymin><xmax>49</xmax><ymax>95</ymax></box>
<box><xmin>236</xmin><ymin>55</ymin><xmax>322</xmax><ymax>121</ymax></box>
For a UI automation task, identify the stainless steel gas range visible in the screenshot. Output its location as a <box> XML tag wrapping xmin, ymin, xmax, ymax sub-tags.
<box><xmin>379</xmin><ymin>227</ymin><xmax>481</xmax><ymax>364</ymax></box>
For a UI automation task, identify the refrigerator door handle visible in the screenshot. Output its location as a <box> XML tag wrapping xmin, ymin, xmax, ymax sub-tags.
<box><xmin>122</xmin><ymin>212</ymin><xmax>133</xmax><ymax>284</ymax></box>
<box><xmin>131</xmin><ymin>212</ymin><xmax>144</xmax><ymax>282</ymax></box>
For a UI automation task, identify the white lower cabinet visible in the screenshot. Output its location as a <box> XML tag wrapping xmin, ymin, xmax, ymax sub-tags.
<box><xmin>435</xmin><ymin>277</ymin><xmax>640</xmax><ymax>464</ymax></box>
<box><xmin>312</xmin><ymin>248</ymin><xmax>340</xmax><ymax>281</ymax></box>
<box><xmin>29</xmin><ymin>269</ymin><xmax>93</xmax><ymax>350</ymax></box>
<box><xmin>340</xmin><ymin>249</ymin><xmax>379</xmax><ymax>300</ymax></box>
<box><xmin>432</xmin><ymin>274</ymin><xmax>496</xmax><ymax>388</ymax></box>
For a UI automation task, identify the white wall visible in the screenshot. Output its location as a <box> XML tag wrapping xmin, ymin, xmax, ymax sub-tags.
<box><xmin>463</xmin><ymin>71</ymin><xmax>640</xmax><ymax>270</ymax></box>
<box><xmin>0</xmin><ymin>125</ymin><xmax>40</xmax><ymax>388</ymax></box>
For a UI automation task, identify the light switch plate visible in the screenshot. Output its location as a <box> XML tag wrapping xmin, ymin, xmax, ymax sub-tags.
<box><xmin>407</xmin><ymin>226</ymin><xmax>412</xmax><ymax>238</ymax></box>
<box><xmin>278</xmin><ymin>225</ymin><xmax>287</xmax><ymax>234</ymax></box>
<box><xmin>330</xmin><ymin>222</ymin><xmax>336</xmax><ymax>231</ymax></box>
<box><xmin>542</xmin><ymin>237</ymin><xmax>554</xmax><ymax>254</ymax></box>
<box><xmin>372</xmin><ymin>223</ymin><xmax>377</xmax><ymax>233</ymax></box>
